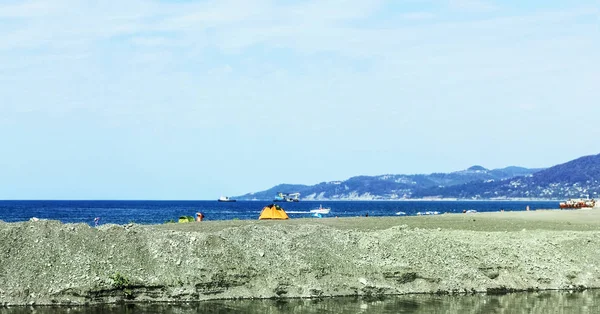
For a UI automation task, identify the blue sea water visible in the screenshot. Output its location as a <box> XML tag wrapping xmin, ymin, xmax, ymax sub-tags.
<box><xmin>0</xmin><ymin>200</ymin><xmax>559</xmax><ymax>226</ymax></box>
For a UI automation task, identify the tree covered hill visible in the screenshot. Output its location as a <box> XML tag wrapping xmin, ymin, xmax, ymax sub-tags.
<box><xmin>414</xmin><ymin>153</ymin><xmax>600</xmax><ymax>200</ymax></box>
<box><xmin>236</xmin><ymin>165</ymin><xmax>543</xmax><ymax>200</ymax></box>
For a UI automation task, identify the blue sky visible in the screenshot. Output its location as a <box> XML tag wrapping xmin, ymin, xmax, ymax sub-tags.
<box><xmin>1</xmin><ymin>0</ymin><xmax>598</xmax><ymax>200</ymax></box>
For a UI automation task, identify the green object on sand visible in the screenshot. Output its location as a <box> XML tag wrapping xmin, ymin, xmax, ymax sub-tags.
<box><xmin>178</xmin><ymin>216</ymin><xmax>195</xmax><ymax>223</ymax></box>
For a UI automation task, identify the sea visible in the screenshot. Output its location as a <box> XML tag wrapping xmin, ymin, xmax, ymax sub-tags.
<box><xmin>0</xmin><ymin>200</ymin><xmax>559</xmax><ymax>226</ymax></box>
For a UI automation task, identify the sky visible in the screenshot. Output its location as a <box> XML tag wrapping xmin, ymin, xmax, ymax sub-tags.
<box><xmin>1</xmin><ymin>0</ymin><xmax>599</xmax><ymax>200</ymax></box>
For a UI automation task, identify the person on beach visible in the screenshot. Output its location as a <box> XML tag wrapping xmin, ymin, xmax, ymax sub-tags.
<box><xmin>365</xmin><ymin>212</ymin><xmax>369</xmax><ymax>217</ymax></box>
<box><xmin>94</xmin><ymin>217</ymin><xmax>100</xmax><ymax>227</ymax></box>
<box><xmin>196</xmin><ymin>212</ymin><xmax>204</xmax><ymax>222</ymax></box>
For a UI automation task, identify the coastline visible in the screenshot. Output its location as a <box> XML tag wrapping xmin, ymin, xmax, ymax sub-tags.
<box><xmin>242</xmin><ymin>198</ymin><xmax>563</xmax><ymax>202</ymax></box>
<box><xmin>2</xmin><ymin>209</ymin><xmax>600</xmax><ymax>306</ymax></box>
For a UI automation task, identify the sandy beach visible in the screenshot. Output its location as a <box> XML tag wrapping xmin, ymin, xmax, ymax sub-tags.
<box><xmin>2</xmin><ymin>209</ymin><xmax>600</xmax><ymax>305</ymax></box>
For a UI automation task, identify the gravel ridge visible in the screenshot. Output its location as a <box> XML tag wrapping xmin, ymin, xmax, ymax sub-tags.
<box><xmin>1</xmin><ymin>210</ymin><xmax>600</xmax><ymax>306</ymax></box>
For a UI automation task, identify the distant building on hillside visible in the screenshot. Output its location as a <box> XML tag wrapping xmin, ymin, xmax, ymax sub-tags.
<box><xmin>273</xmin><ymin>192</ymin><xmax>300</xmax><ymax>202</ymax></box>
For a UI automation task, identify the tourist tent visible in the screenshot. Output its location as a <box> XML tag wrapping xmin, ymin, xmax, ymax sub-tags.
<box><xmin>258</xmin><ymin>204</ymin><xmax>289</xmax><ymax>220</ymax></box>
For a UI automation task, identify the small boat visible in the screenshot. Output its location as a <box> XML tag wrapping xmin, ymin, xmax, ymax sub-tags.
<box><xmin>310</xmin><ymin>204</ymin><xmax>331</xmax><ymax>215</ymax></box>
<box><xmin>559</xmin><ymin>198</ymin><xmax>595</xmax><ymax>209</ymax></box>
<box><xmin>218</xmin><ymin>196</ymin><xmax>236</xmax><ymax>202</ymax></box>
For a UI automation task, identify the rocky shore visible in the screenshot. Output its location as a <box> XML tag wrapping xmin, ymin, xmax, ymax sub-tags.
<box><xmin>2</xmin><ymin>209</ymin><xmax>600</xmax><ymax>306</ymax></box>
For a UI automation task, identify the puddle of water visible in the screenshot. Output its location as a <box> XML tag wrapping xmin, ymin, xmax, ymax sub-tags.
<box><xmin>1</xmin><ymin>290</ymin><xmax>599</xmax><ymax>314</ymax></box>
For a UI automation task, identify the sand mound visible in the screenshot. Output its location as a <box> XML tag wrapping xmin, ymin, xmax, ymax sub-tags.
<box><xmin>1</xmin><ymin>210</ymin><xmax>600</xmax><ymax>305</ymax></box>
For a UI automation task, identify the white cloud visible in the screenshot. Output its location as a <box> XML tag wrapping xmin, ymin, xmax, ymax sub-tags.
<box><xmin>1</xmin><ymin>0</ymin><xmax>598</xmax><ymax>117</ymax></box>
<box><xmin>400</xmin><ymin>12</ymin><xmax>437</xmax><ymax>20</ymax></box>
<box><xmin>1</xmin><ymin>0</ymin><xmax>595</xmax><ymax>59</ymax></box>
<box><xmin>130</xmin><ymin>36</ymin><xmax>172</xmax><ymax>47</ymax></box>
<box><xmin>0</xmin><ymin>0</ymin><xmax>60</xmax><ymax>18</ymax></box>
<box><xmin>448</xmin><ymin>0</ymin><xmax>498</xmax><ymax>12</ymax></box>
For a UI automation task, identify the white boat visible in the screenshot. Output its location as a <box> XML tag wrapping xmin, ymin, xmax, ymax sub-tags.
<box><xmin>395</xmin><ymin>211</ymin><xmax>406</xmax><ymax>216</ymax></box>
<box><xmin>218</xmin><ymin>196</ymin><xmax>236</xmax><ymax>202</ymax></box>
<box><xmin>310</xmin><ymin>204</ymin><xmax>331</xmax><ymax>215</ymax></box>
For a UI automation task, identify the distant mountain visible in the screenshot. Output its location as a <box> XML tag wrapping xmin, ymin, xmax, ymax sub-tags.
<box><xmin>236</xmin><ymin>164</ymin><xmax>544</xmax><ymax>201</ymax></box>
<box><xmin>414</xmin><ymin>153</ymin><xmax>600</xmax><ymax>200</ymax></box>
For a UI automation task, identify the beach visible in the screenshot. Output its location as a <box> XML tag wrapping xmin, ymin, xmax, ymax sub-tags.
<box><xmin>2</xmin><ymin>209</ymin><xmax>600</xmax><ymax>306</ymax></box>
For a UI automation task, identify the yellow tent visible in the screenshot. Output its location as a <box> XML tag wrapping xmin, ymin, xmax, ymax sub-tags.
<box><xmin>258</xmin><ymin>204</ymin><xmax>289</xmax><ymax>220</ymax></box>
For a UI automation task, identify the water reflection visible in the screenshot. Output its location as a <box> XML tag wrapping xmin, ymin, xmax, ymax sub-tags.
<box><xmin>2</xmin><ymin>290</ymin><xmax>599</xmax><ymax>314</ymax></box>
